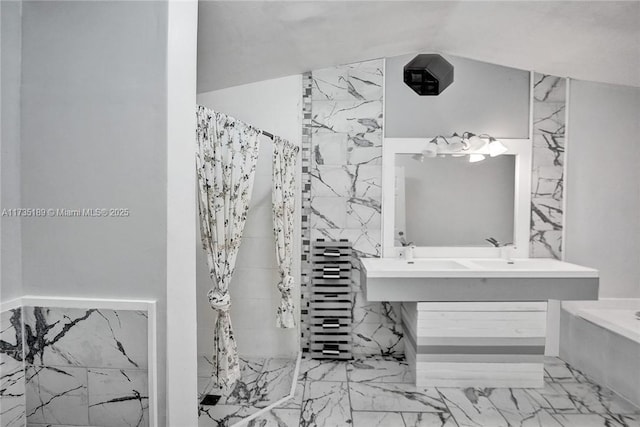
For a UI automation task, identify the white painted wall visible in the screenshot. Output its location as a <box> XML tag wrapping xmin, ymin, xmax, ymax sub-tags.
<box><xmin>196</xmin><ymin>75</ymin><xmax>302</xmax><ymax>359</ymax></box>
<box><xmin>166</xmin><ymin>1</ymin><xmax>198</xmax><ymax>425</ymax></box>
<box><xmin>385</xmin><ymin>54</ymin><xmax>530</xmax><ymax>139</ymax></box>
<box><xmin>1</xmin><ymin>0</ymin><xmax>23</xmax><ymax>302</ymax></box>
<box><xmin>18</xmin><ymin>2</ymin><xmax>171</xmax><ymax>424</ymax></box>
<box><xmin>565</xmin><ymin>80</ymin><xmax>640</xmax><ymax>298</ymax></box>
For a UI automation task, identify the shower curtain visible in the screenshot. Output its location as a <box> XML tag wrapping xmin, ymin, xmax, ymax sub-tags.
<box><xmin>196</xmin><ymin>105</ymin><xmax>260</xmax><ymax>388</ymax></box>
<box><xmin>272</xmin><ymin>137</ymin><xmax>299</xmax><ymax>328</ymax></box>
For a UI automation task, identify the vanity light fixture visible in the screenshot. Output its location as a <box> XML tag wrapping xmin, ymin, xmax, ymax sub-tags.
<box><xmin>415</xmin><ymin>132</ymin><xmax>507</xmax><ymax>163</ymax></box>
<box><xmin>487</xmin><ymin>137</ymin><xmax>508</xmax><ymax>157</ymax></box>
<box><xmin>468</xmin><ymin>153</ymin><xmax>486</xmax><ymax>163</ymax></box>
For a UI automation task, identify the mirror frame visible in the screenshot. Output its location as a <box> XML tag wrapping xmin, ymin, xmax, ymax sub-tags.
<box><xmin>382</xmin><ymin>137</ymin><xmax>532</xmax><ymax>258</ymax></box>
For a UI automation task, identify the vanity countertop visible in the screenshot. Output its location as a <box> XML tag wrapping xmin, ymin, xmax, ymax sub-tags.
<box><xmin>360</xmin><ymin>257</ymin><xmax>599</xmax><ymax>279</ymax></box>
<box><xmin>361</xmin><ymin>258</ymin><xmax>599</xmax><ymax>302</ymax></box>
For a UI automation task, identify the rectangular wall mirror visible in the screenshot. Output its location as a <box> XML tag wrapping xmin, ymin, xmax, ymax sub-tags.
<box><xmin>395</xmin><ymin>154</ymin><xmax>515</xmax><ymax>247</ymax></box>
<box><xmin>382</xmin><ymin>138</ymin><xmax>532</xmax><ymax>258</ymax></box>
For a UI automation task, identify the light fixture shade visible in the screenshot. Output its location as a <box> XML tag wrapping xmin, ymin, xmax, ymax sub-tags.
<box><xmin>423</xmin><ymin>147</ymin><xmax>438</xmax><ymax>158</ymax></box>
<box><xmin>411</xmin><ymin>153</ymin><xmax>425</xmax><ymax>162</ymax></box>
<box><xmin>468</xmin><ymin>153</ymin><xmax>486</xmax><ymax>163</ymax></box>
<box><xmin>488</xmin><ymin>139</ymin><xmax>508</xmax><ymax>157</ymax></box>
<box><xmin>448</xmin><ymin>141</ymin><xmax>465</xmax><ymax>152</ymax></box>
<box><xmin>467</xmin><ymin>135</ymin><xmax>488</xmax><ymax>151</ymax></box>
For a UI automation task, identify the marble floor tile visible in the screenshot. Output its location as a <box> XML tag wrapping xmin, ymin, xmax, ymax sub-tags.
<box><xmin>276</xmin><ymin>380</ymin><xmax>304</xmax><ymax>409</ymax></box>
<box><xmin>349</xmin><ymin>382</ymin><xmax>446</xmax><ymax>413</ymax></box>
<box><xmin>352</xmin><ymin>411</ymin><xmax>405</xmax><ymax>427</ymax></box>
<box><xmin>298</xmin><ymin>358</ymin><xmax>347</xmax><ymax>382</ymax></box>
<box><xmin>219</xmin><ymin>357</ymin><xmax>266</xmax><ymax>406</ymax></box>
<box><xmin>87</xmin><ymin>368</ymin><xmax>148</xmax><ymax>427</ymax></box>
<box><xmin>253</xmin><ymin>358</ymin><xmax>296</xmax><ymax>408</ymax></box>
<box><xmin>553</xmin><ymin>413</ymin><xmax>640</xmax><ymax>427</ymax></box>
<box><xmin>198</xmin><ymin>376</ymin><xmax>215</xmax><ymax>400</ymax></box>
<box><xmin>487</xmin><ymin>388</ymin><xmax>563</xmax><ymax>427</ymax></box>
<box><xmin>198</xmin><ymin>404</ymin><xmax>258</xmax><ymax>427</ymax></box>
<box><xmin>525</xmin><ymin>382</ymin><xmax>581</xmax><ymax>413</ymax></box>
<box><xmin>300</xmin><ymin>380</ymin><xmax>351</xmax><ymax>427</ymax></box>
<box><xmin>25</xmin><ymin>365</ymin><xmax>89</xmax><ymax>425</ymax></box>
<box><xmin>559</xmin><ymin>382</ymin><xmax>640</xmax><ymax>415</ymax></box>
<box><xmin>246</xmin><ymin>408</ymin><xmax>301</xmax><ymax>427</ymax></box>
<box><xmin>402</xmin><ymin>412</ymin><xmax>458</xmax><ymax>427</ymax></box>
<box><xmin>545</xmin><ymin>361</ymin><xmax>591</xmax><ymax>383</ymax></box>
<box><xmin>437</xmin><ymin>387</ymin><xmax>508</xmax><ymax>427</ymax></box>
<box><xmin>347</xmin><ymin>358</ymin><xmax>413</xmax><ymax>383</ymax></box>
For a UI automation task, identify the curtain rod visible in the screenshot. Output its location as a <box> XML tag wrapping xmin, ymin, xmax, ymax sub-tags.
<box><xmin>261</xmin><ymin>130</ymin><xmax>275</xmax><ymax>140</ymax></box>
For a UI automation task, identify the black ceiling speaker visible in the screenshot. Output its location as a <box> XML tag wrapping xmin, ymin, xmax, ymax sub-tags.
<box><xmin>403</xmin><ymin>54</ymin><xmax>454</xmax><ymax>96</ymax></box>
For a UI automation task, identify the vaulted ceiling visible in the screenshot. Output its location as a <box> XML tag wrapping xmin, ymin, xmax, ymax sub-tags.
<box><xmin>197</xmin><ymin>1</ymin><xmax>640</xmax><ymax>93</ymax></box>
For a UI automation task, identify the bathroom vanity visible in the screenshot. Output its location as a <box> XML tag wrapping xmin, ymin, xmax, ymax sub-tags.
<box><xmin>367</xmin><ymin>136</ymin><xmax>600</xmax><ymax>388</ymax></box>
<box><xmin>361</xmin><ymin>257</ymin><xmax>599</xmax><ymax>388</ymax></box>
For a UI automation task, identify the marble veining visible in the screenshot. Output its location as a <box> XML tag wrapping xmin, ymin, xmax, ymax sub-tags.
<box><xmin>25</xmin><ymin>365</ymin><xmax>89</xmax><ymax>425</ymax></box>
<box><xmin>300</xmin><ymin>380</ymin><xmax>351</xmax><ymax>427</ymax></box>
<box><xmin>0</xmin><ymin>349</ymin><xmax>26</xmax><ymax>427</ymax></box>
<box><xmin>197</xmin><ymin>356</ymin><xmax>639</xmax><ymax>427</ymax></box>
<box><xmin>3</xmin><ymin>305</ymin><xmax>151</xmax><ymax>427</ymax></box>
<box><xmin>531</xmin><ymin>73</ymin><xmax>566</xmax><ymax>259</ymax></box>
<box><xmin>23</xmin><ymin>306</ymin><xmax>148</xmax><ymax>369</ymax></box>
<box><xmin>88</xmin><ymin>368</ymin><xmax>149</xmax><ymax>427</ymax></box>
<box><xmin>301</xmin><ymin>59</ymin><xmax>401</xmax><ymax>357</ymax></box>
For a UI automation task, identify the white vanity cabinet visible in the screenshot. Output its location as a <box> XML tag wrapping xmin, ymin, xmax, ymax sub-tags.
<box><xmin>403</xmin><ymin>301</ymin><xmax>547</xmax><ymax>388</ymax></box>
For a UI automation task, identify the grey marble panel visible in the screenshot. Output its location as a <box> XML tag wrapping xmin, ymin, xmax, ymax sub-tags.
<box><xmin>352</xmin><ymin>322</ymin><xmax>404</xmax><ymax>356</ymax></box>
<box><xmin>437</xmin><ymin>387</ymin><xmax>508</xmax><ymax>427</ymax></box>
<box><xmin>310</xmin><ymin>196</ymin><xmax>348</xmax><ymax>229</ymax></box>
<box><xmin>352</xmin><ymin>292</ymin><xmax>401</xmax><ymax>324</ymax></box>
<box><xmin>88</xmin><ymin>368</ymin><xmax>148</xmax><ymax>427</ymax></box>
<box><xmin>25</xmin><ymin>365</ymin><xmax>89</xmax><ymax>425</ymax></box>
<box><xmin>534</xmin><ymin>75</ymin><xmax>567</xmax><ymax>103</ymax></box>
<box><xmin>311</xmin><ymin>133</ymin><xmax>349</xmax><ymax>166</ymax></box>
<box><xmin>530</xmin><ymin>73</ymin><xmax>566</xmax><ymax>260</ymax></box>
<box><xmin>312</xmin><ymin>59</ymin><xmax>383</xmax><ymax>102</ymax></box>
<box><xmin>349</xmin><ymin>382</ymin><xmax>446</xmax><ymax>412</ymax></box>
<box><xmin>312</xmin><ymin>100</ymin><xmax>383</xmax><ymax>135</ymax></box>
<box><xmin>23</xmin><ymin>307</ymin><xmax>148</xmax><ymax>369</ymax></box>
<box><xmin>0</xmin><ymin>309</ymin><xmax>22</xmax><ymax>355</ymax></box>
<box><xmin>300</xmin><ymin>380</ymin><xmax>351</xmax><ymax>427</ymax></box>
<box><xmin>0</xmin><ymin>350</ymin><xmax>25</xmax><ymax>427</ymax></box>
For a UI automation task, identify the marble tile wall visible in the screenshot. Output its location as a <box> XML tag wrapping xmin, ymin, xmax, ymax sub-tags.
<box><xmin>531</xmin><ymin>73</ymin><xmax>567</xmax><ymax>259</ymax></box>
<box><xmin>1</xmin><ymin>308</ymin><xmax>25</xmax><ymax>427</ymax></box>
<box><xmin>301</xmin><ymin>59</ymin><xmax>404</xmax><ymax>356</ymax></box>
<box><xmin>1</xmin><ymin>306</ymin><xmax>150</xmax><ymax>427</ymax></box>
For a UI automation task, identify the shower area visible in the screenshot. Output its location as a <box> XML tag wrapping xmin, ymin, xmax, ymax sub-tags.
<box><xmin>194</xmin><ymin>81</ymin><xmax>303</xmax><ymax>425</ymax></box>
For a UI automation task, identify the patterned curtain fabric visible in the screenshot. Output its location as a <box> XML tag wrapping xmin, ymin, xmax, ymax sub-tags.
<box><xmin>196</xmin><ymin>105</ymin><xmax>260</xmax><ymax>388</ymax></box>
<box><xmin>272</xmin><ymin>137</ymin><xmax>300</xmax><ymax>328</ymax></box>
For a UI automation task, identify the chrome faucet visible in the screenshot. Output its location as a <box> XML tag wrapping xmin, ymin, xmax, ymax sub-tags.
<box><xmin>485</xmin><ymin>237</ymin><xmax>515</xmax><ymax>264</ymax></box>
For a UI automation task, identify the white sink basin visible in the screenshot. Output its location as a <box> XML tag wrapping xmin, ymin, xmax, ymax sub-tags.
<box><xmin>361</xmin><ymin>257</ymin><xmax>599</xmax><ymax>302</ymax></box>
<box><xmin>462</xmin><ymin>258</ymin><xmax>594</xmax><ymax>272</ymax></box>
<box><xmin>361</xmin><ymin>257</ymin><xmax>598</xmax><ymax>279</ymax></box>
<box><xmin>372</xmin><ymin>258</ymin><xmax>468</xmax><ymax>270</ymax></box>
